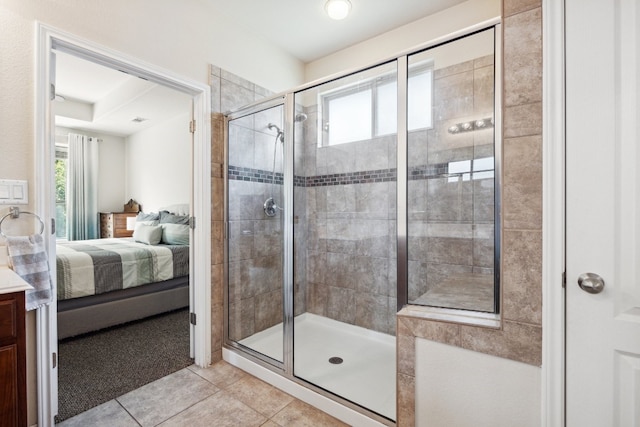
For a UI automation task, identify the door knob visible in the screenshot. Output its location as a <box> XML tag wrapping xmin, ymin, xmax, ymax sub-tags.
<box><xmin>577</xmin><ymin>273</ymin><xmax>605</xmax><ymax>294</ymax></box>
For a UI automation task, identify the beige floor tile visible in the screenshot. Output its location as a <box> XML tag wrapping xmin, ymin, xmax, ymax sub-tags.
<box><xmin>260</xmin><ymin>421</ymin><xmax>281</xmax><ymax>427</ymax></box>
<box><xmin>117</xmin><ymin>368</ymin><xmax>219</xmax><ymax>426</ymax></box>
<box><xmin>226</xmin><ymin>375</ymin><xmax>295</xmax><ymax>418</ymax></box>
<box><xmin>56</xmin><ymin>400</ymin><xmax>138</xmax><ymax>427</ymax></box>
<box><xmin>188</xmin><ymin>360</ymin><xmax>247</xmax><ymax>388</ymax></box>
<box><xmin>157</xmin><ymin>391</ymin><xmax>267</xmax><ymax>427</ymax></box>
<box><xmin>271</xmin><ymin>400</ymin><xmax>349</xmax><ymax>427</ymax></box>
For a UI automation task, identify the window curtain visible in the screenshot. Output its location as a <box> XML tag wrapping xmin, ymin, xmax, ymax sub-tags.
<box><xmin>66</xmin><ymin>133</ymin><xmax>99</xmax><ymax>240</ymax></box>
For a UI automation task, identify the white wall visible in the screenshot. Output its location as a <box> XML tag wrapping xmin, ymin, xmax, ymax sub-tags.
<box><xmin>415</xmin><ymin>339</ymin><xmax>541</xmax><ymax>427</ymax></box>
<box><xmin>58</xmin><ymin>112</ymin><xmax>190</xmax><ymax>216</ymax></box>
<box><xmin>304</xmin><ymin>0</ymin><xmax>500</xmax><ymax>82</ymax></box>
<box><xmin>0</xmin><ymin>0</ymin><xmax>304</xmax><ymax>206</ymax></box>
<box><xmin>97</xmin><ymin>135</ymin><xmax>127</xmax><ymax>212</ymax></box>
<box><xmin>126</xmin><ymin>112</ymin><xmax>191</xmax><ymax>213</ymax></box>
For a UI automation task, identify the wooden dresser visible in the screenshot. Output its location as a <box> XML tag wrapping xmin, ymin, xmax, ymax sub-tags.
<box><xmin>100</xmin><ymin>212</ymin><xmax>137</xmax><ymax>238</ymax></box>
<box><xmin>0</xmin><ymin>282</ymin><xmax>28</xmax><ymax>427</ymax></box>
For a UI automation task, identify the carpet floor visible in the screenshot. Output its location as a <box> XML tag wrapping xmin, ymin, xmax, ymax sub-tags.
<box><xmin>55</xmin><ymin>308</ymin><xmax>193</xmax><ymax>423</ymax></box>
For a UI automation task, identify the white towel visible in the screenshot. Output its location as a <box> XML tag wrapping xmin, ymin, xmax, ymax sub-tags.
<box><xmin>6</xmin><ymin>234</ymin><xmax>53</xmax><ymax>310</ymax></box>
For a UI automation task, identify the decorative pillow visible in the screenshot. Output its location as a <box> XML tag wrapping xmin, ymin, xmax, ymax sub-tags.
<box><xmin>159</xmin><ymin>204</ymin><xmax>189</xmax><ymax>216</ymax></box>
<box><xmin>133</xmin><ymin>223</ymin><xmax>163</xmax><ymax>245</ymax></box>
<box><xmin>161</xmin><ymin>223</ymin><xmax>190</xmax><ymax>245</ymax></box>
<box><xmin>136</xmin><ymin>212</ymin><xmax>160</xmax><ymax>226</ymax></box>
<box><xmin>159</xmin><ymin>210</ymin><xmax>190</xmax><ymax>225</ymax></box>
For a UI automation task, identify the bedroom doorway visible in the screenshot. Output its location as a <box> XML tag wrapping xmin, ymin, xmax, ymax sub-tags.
<box><xmin>53</xmin><ymin>49</ymin><xmax>195</xmax><ymax>423</ymax></box>
<box><xmin>35</xmin><ymin>24</ymin><xmax>212</xmax><ymax>426</ymax></box>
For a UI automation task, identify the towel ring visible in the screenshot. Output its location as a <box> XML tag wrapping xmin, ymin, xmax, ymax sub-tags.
<box><xmin>0</xmin><ymin>207</ymin><xmax>45</xmax><ymax>238</ymax></box>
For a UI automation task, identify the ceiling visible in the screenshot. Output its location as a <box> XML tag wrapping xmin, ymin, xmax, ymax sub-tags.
<box><xmin>208</xmin><ymin>0</ymin><xmax>467</xmax><ymax>63</ymax></box>
<box><xmin>54</xmin><ymin>0</ymin><xmax>465</xmax><ymax>136</ymax></box>
<box><xmin>54</xmin><ymin>52</ymin><xmax>192</xmax><ymax>137</ymax></box>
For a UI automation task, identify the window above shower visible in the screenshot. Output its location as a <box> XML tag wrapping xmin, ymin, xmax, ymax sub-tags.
<box><xmin>319</xmin><ymin>63</ymin><xmax>433</xmax><ymax>147</ymax></box>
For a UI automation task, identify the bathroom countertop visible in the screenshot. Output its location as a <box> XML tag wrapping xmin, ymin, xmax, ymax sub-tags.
<box><xmin>0</xmin><ymin>266</ymin><xmax>32</xmax><ymax>294</ymax></box>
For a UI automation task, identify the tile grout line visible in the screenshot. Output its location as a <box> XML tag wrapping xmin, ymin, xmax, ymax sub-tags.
<box><xmin>266</xmin><ymin>401</ymin><xmax>293</xmax><ymax>427</ymax></box>
<box><xmin>113</xmin><ymin>399</ymin><xmax>143</xmax><ymax>427</ymax></box>
<box><xmin>119</xmin><ymin>368</ymin><xmax>224</xmax><ymax>427</ymax></box>
<box><xmin>148</xmin><ymin>387</ymin><xmax>223</xmax><ymax>426</ymax></box>
<box><xmin>186</xmin><ymin>364</ymin><xmax>248</xmax><ymax>389</ymax></box>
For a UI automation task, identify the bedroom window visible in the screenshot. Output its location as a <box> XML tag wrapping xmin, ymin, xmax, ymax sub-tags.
<box><xmin>320</xmin><ymin>64</ymin><xmax>433</xmax><ymax>146</ymax></box>
<box><xmin>55</xmin><ymin>145</ymin><xmax>68</xmax><ymax>239</ymax></box>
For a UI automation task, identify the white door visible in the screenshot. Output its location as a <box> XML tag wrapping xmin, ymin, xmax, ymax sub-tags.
<box><xmin>565</xmin><ymin>0</ymin><xmax>640</xmax><ymax>425</ymax></box>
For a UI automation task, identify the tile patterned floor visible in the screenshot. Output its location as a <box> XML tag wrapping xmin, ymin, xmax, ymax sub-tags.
<box><xmin>56</xmin><ymin>361</ymin><xmax>349</xmax><ymax>427</ymax></box>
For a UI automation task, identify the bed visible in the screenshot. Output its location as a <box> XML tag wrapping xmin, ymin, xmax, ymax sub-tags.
<box><xmin>56</xmin><ymin>208</ymin><xmax>191</xmax><ymax>339</ymax></box>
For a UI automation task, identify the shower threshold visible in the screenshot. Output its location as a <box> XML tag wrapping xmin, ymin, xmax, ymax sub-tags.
<box><xmin>239</xmin><ymin>313</ymin><xmax>396</xmax><ymax>421</ymax></box>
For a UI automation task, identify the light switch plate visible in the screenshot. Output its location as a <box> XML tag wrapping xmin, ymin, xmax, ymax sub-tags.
<box><xmin>0</xmin><ymin>179</ymin><xmax>28</xmax><ymax>205</ymax></box>
<box><xmin>0</xmin><ymin>184</ymin><xmax>9</xmax><ymax>199</ymax></box>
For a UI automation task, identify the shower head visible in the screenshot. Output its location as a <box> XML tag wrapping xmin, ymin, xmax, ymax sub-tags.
<box><xmin>268</xmin><ymin>123</ymin><xmax>284</xmax><ymax>143</ymax></box>
<box><xmin>267</xmin><ymin>123</ymin><xmax>281</xmax><ymax>132</ymax></box>
<box><xmin>268</xmin><ymin>115</ymin><xmax>305</xmax><ymax>143</ymax></box>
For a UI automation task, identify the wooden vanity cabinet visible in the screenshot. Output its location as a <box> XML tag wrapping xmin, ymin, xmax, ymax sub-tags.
<box><xmin>0</xmin><ymin>291</ymin><xmax>26</xmax><ymax>427</ymax></box>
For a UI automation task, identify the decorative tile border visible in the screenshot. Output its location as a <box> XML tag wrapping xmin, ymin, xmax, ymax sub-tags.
<box><xmin>409</xmin><ymin>164</ymin><xmax>449</xmax><ymax>179</ymax></box>
<box><xmin>228</xmin><ymin>165</ymin><xmax>283</xmax><ymax>185</ymax></box>
<box><xmin>305</xmin><ymin>168</ymin><xmax>397</xmax><ymax>187</ymax></box>
<box><xmin>228</xmin><ymin>162</ymin><xmax>483</xmax><ymax>187</ymax></box>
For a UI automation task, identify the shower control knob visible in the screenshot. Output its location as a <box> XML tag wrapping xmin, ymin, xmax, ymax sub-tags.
<box><xmin>264</xmin><ymin>197</ymin><xmax>279</xmax><ymax>217</ymax></box>
<box><xmin>577</xmin><ymin>272</ymin><xmax>605</xmax><ymax>294</ymax></box>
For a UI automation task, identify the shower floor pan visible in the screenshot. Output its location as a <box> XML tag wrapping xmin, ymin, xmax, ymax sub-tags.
<box><xmin>239</xmin><ymin>312</ymin><xmax>396</xmax><ymax>421</ymax></box>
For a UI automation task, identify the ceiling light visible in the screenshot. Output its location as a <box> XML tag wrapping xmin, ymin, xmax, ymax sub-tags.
<box><xmin>325</xmin><ymin>0</ymin><xmax>351</xmax><ymax>20</ymax></box>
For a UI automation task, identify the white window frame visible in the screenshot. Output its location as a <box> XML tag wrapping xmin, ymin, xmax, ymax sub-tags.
<box><xmin>318</xmin><ymin>63</ymin><xmax>434</xmax><ymax>147</ymax></box>
<box><xmin>54</xmin><ymin>143</ymin><xmax>68</xmax><ymax>241</ymax></box>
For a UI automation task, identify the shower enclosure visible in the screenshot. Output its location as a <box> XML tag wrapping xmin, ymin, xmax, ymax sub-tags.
<box><xmin>225</xmin><ymin>25</ymin><xmax>500</xmax><ymax>423</ymax></box>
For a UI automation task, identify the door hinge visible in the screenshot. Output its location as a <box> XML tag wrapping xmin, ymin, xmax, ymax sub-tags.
<box><xmin>50</xmin><ymin>83</ymin><xmax>56</xmax><ymax>101</ymax></box>
<box><xmin>562</xmin><ymin>271</ymin><xmax>567</xmax><ymax>288</ymax></box>
<box><xmin>51</xmin><ymin>218</ymin><xmax>56</xmax><ymax>235</ymax></box>
<box><xmin>189</xmin><ymin>216</ymin><xmax>196</xmax><ymax>229</ymax></box>
<box><xmin>190</xmin><ymin>312</ymin><xmax>197</xmax><ymax>325</ymax></box>
<box><xmin>52</xmin><ymin>352</ymin><xmax>57</xmax><ymax>369</ymax></box>
<box><xmin>189</xmin><ymin>120</ymin><xmax>196</xmax><ymax>133</ymax></box>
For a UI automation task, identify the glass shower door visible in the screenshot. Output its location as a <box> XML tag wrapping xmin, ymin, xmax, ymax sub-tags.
<box><xmin>292</xmin><ymin>61</ymin><xmax>398</xmax><ymax>421</ymax></box>
<box><xmin>226</xmin><ymin>102</ymin><xmax>286</xmax><ymax>364</ymax></box>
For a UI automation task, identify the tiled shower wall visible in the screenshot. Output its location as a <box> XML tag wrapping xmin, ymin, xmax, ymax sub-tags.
<box><xmin>212</xmin><ymin>66</ymin><xmax>312</xmax><ymax>344</ymax></box>
<box><xmin>226</xmin><ymin>113</ymin><xmax>286</xmax><ymax>341</ymax></box>
<box><xmin>298</xmin><ymin>107</ymin><xmax>398</xmax><ymax>335</ymax></box>
<box><xmin>210</xmin><ymin>67</ymin><xmax>282</xmax><ymax>349</ymax></box>
<box><xmin>298</xmin><ymin>53</ymin><xmax>495</xmax><ymax>335</ymax></box>
<box><xmin>217</xmin><ymin>47</ymin><xmax>498</xmax><ymax>342</ymax></box>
